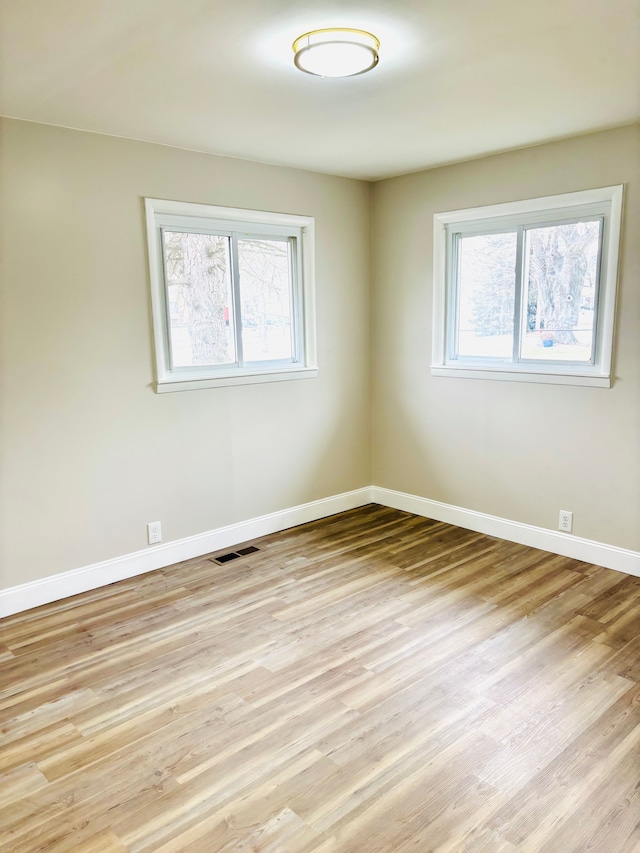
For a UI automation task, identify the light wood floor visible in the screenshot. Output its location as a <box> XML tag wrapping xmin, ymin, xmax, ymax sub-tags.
<box><xmin>2</xmin><ymin>505</ymin><xmax>640</xmax><ymax>852</ymax></box>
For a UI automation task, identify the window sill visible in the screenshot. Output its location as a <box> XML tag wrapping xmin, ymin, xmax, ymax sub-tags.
<box><xmin>156</xmin><ymin>366</ymin><xmax>318</xmax><ymax>393</ymax></box>
<box><xmin>430</xmin><ymin>365</ymin><xmax>611</xmax><ymax>388</ymax></box>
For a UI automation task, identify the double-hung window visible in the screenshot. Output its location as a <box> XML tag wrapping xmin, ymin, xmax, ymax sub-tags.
<box><xmin>145</xmin><ymin>198</ymin><xmax>317</xmax><ymax>392</ymax></box>
<box><xmin>432</xmin><ymin>185</ymin><xmax>623</xmax><ymax>387</ymax></box>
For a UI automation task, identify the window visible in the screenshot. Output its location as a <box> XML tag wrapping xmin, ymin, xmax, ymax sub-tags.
<box><xmin>432</xmin><ymin>185</ymin><xmax>623</xmax><ymax>387</ymax></box>
<box><xmin>144</xmin><ymin>198</ymin><xmax>317</xmax><ymax>392</ymax></box>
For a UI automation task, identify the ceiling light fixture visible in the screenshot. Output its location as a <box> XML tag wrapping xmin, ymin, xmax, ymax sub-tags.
<box><xmin>292</xmin><ymin>28</ymin><xmax>380</xmax><ymax>78</ymax></box>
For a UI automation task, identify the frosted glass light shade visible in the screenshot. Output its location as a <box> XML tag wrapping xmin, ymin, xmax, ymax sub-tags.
<box><xmin>293</xmin><ymin>29</ymin><xmax>379</xmax><ymax>78</ymax></box>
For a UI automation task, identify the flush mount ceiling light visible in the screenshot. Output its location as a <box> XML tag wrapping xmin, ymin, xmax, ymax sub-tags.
<box><xmin>292</xmin><ymin>28</ymin><xmax>380</xmax><ymax>78</ymax></box>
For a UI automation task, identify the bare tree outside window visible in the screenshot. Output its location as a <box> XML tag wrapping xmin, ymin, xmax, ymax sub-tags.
<box><xmin>163</xmin><ymin>232</ymin><xmax>233</xmax><ymax>367</ymax></box>
<box><xmin>162</xmin><ymin>233</ymin><xmax>295</xmax><ymax>368</ymax></box>
<box><xmin>522</xmin><ymin>221</ymin><xmax>600</xmax><ymax>360</ymax></box>
<box><xmin>459</xmin><ymin>232</ymin><xmax>517</xmax><ymax>358</ymax></box>
<box><xmin>238</xmin><ymin>239</ymin><xmax>293</xmax><ymax>362</ymax></box>
<box><xmin>455</xmin><ymin>221</ymin><xmax>600</xmax><ymax>362</ymax></box>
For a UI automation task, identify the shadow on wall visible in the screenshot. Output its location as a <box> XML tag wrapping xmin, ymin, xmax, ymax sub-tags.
<box><xmin>226</xmin><ymin>382</ymin><xmax>372</xmax><ymax>523</ymax></box>
<box><xmin>372</xmin><ymin>373</ymin><xmax>541</xmax><ymax>520</ymax></box>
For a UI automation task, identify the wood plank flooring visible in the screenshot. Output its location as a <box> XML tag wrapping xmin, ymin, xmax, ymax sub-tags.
<box><xmin>2</xmin><ymin>504</ymin><xmax>640</xmax><ymax>852</ymax></box>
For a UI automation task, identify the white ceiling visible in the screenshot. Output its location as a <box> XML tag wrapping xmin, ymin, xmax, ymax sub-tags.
<box><xmin>1</xmin><ymin>0</ymin><xmax>638</xmax><ymax>180</ymax></box>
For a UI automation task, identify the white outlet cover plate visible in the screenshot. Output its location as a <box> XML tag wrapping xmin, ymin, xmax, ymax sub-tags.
<box><xmin>147</xmin><ymin>522</ymin><xmax>162</xmax><ymax>544</ymax></box>
<box><xmin>559</xmin><ymin>510</ymin><xmax>573</xmax><ymax>532</ymax></box>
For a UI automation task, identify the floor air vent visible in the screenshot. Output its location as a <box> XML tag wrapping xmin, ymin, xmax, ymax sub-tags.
<box><xmin>209</xmin><ymin>545</ymin><xmax>260</xmax><ymax>565</ymax></box>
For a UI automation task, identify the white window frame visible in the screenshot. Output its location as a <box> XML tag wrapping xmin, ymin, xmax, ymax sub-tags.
<box><xmin>144</xmin><ymin>198</ymin><xmax>317</xmax><ymax>392</ymax></box>
<box><xmin>431</xmin><ymin>185</ymin><xmax>623</xmax><ymax>387</ymax></box>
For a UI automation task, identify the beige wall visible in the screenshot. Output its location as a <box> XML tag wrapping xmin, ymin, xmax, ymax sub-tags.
<box><xmin>0</xmin><ymin>119</ymin><xmax>372</xmax><ymax>590</ymax></box>
<box><xmin>2</xmin><ymin>119</ymin><xmax>638</xmax><ymax>597</ymax></box>
<box><xmin>372</xmin><ymin>125</ymin><xmax>640</xmax><ymax>551</ymax></box>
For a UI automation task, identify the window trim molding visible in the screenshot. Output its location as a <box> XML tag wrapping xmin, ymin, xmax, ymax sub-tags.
<box><xmin>144</xmin><ymin>198</ymin><xmax>317</xmax><ymax>392</ymax></box>
<box><xmin>431</xmin><ymin>185</ymin><xmax>624</xmax><ymax>387</ymax></box>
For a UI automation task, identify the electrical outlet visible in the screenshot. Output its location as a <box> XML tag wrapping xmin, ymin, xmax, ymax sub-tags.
<box><xmin>147</xmin><ymin>521</ymin><xmax>162</xmax><ymax>544</ymax></box>
<box><xmin>558</xmin><ymin>510</ymin><xmax>573</xmax><ymax>533</ymax></box>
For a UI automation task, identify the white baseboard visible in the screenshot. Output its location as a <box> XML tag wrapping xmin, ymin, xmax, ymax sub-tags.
<box><xmin>372</xmin><ymin>486</ymin><xmax>640</xmax><ymax>578</ymax></box>
<box><xmin>3</xmin><ymin>484</ymin><xmax>639</xmax><ymax>618</ymax></box>
<box><xmin>0</xmin><ymin>487</ymin><xmax>374</xmax><ymax>618</ymax></box>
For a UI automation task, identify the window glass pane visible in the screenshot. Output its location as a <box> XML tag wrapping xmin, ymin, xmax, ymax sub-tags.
<box><xmin>163</xmin><ymin>231</ymin><xmax>235</xmax><ymax>367</ymax></box>
<box><xmin>456</xmin><ymin>232</ymin><xmax>517</xmax><ymax>359</ymax></box>
<box><xmin>238</xmin><ymin>238</ymin><xmax>293</xmax><ymax>362</ymax></box>
<box><xmin>521</xmin><ymin>221</ymin><xmax>600</xmax><ymax>362</ymax></box>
